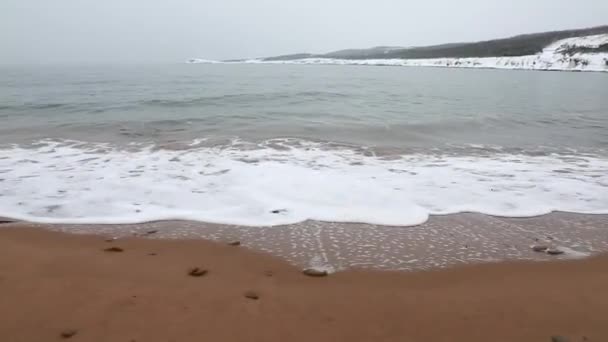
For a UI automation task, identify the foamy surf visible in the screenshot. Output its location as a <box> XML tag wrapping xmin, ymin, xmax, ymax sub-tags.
<box><xmin>1</xmin><ymin>139</ymin><xmax>607</xmax><ymax>226</ymax></box>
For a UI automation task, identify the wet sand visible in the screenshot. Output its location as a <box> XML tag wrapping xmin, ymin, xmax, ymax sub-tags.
<box><xmin>35</xmin><ymin>212</ymin><xmax>608</xmax><ymax>271</ymax></box>
<box><xmin>1</xmin><ymin>223</ymin><xmax>608</xmax><ymax>342</ymax></box>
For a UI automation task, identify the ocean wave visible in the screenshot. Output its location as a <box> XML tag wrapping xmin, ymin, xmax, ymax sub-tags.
<box><xmin>0</xmin><ymin>102</ymin><xmax>110</xmax><ymax>113</ymax></box>
<box><xmin>1</xmin><ymin>139</ymin><xmax>607</xmax><ymax>226</ymax></box>
<box><xmin>0</xmin><ymin>102</ymin><xmax>72</xmax><ymax>111</ymax></box>
<box><xmin>139</xmin><ymin>91</ymin><xmax>349</xmax><ymax>108</ymax></box>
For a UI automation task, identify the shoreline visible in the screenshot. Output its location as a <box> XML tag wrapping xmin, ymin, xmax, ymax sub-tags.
<box><xmin>188</xmin><ymin>57</ymin><xmax>608</xmax><ymax>73</ymax></box>
<box><xmin>3</xmin><ymin>212</ymin><xmax>608</xmax><ymax>271</ymax></box>
<box><xmin>1</xmin><ymin>225</ymin><xmax>607</xmax><ymax>341</ymax></box>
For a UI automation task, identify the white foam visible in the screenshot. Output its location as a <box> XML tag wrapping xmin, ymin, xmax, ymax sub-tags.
<box><xmin>1</xmin><ymin>140</ymin><xmax>607</xmax><ymax>226</ymax></box>
<box><xmin>557</xmin><ymin>246</ymin><xmax>591</xmax><ymax>259</ymax></box>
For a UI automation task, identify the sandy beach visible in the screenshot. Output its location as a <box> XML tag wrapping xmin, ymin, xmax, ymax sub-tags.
<box><xmin>36</xmin><ymin>212</ymin><xmax>608</xmax><ymax>271</ymax></box>
<box><xmin>1</xmin><ymin>223</ymin><xmax>607</xmax><ymax>342</ymax></box>
<box><xmin>3</xmin><ymin>7</ymin><xmax>608</xmax><ymax>342</ymax></box>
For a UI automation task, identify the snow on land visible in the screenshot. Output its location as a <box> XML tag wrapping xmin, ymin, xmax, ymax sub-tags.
<box><xmin>188</xmin><ymin>34</ymin><xmax>608</xmax><ymax>72</ymax></box>
<box><xmin>187</xmin><ymin>59</ymin><xmax>221</xmax><ymax>64</ymax></box>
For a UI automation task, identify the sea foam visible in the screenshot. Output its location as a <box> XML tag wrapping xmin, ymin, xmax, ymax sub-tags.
<box><xmin>0</xmin><ymin>140</ymin><xmax>607</xmax><ymax>226</ymax></box>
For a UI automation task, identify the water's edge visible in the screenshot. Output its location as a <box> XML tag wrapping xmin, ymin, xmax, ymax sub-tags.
<box><xmin>6</xmin><ymin>212</ymin><xmax>607</xmax><ymax>272</ymax></box>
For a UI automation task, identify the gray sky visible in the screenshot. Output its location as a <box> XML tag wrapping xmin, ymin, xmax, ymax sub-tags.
<box><xmin>1</xmin><ymin>0</ymin><xmax>607</xmax><ymax>64</ymax></box>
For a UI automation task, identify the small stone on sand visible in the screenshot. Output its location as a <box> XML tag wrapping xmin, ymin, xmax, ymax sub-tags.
<box><xmin>303</xmin><ymin>268</ymin><xmax>328</xmax><ymax>277</ymax></box>
<box><xmin>0</xmin><ymin>220</ymin><xmax>14</xmax><ymax>224</ymax></box>
<box><xmin>551</xmin><ymin>336</ymin><xmax>570</xmax><ymax>342</ymax></box>
<box><xmin>188</xmin><ymin>267</ymin><xmax>208</xmax><ymax>277</ymax></box>
<box><xmin>244</xmin><ymin>291</ymin><xmax>259</xmax><ymax>300</ymax></box>
<box><xmin>145</xmin><ymin>230</ymin><xmax>158</xmax><ymax>235</ymax></box>
<box><xmin>227</xmin><ymin>241</ymin><xmax>241</xmax><ymax>246</ymax></box>
<box><xmin>547</xmin><ymin>248</ymin><xmax>565</xmax><ymax>255</ymax></box>
<box><xmin>60</xmin><ymin>329</ymin><xmax>77</xmax><ymax>339</ymax></box>
<box><xmin>532</xmin><ymin>245</ymin><xmax>549</xmax><ymax>252</ymax></box>
<box><xmin>103</xmin><ymin>247</ymin><xmax>124</xmax><ymax>252</ymax></box>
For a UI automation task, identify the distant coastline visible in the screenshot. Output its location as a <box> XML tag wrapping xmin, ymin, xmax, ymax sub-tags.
<box><xmin>189</xmin><ymin>25</ymin><xmax>608</xmax><ymax>72</ymax></box>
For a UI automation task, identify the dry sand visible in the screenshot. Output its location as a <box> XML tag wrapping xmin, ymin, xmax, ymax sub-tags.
<box><xmin>1</xmin><ymin>224</ymin><xmax>607</xmax><ymax>342</ymax></box>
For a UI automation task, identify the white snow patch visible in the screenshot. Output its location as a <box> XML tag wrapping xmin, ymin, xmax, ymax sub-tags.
<box><xmin>189</xmin><ymin>34</ymin><xmax>608</xmax><ymax>72</ymax></box>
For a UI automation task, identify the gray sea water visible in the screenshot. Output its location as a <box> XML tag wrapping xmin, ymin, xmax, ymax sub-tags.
<box><xmin>1</xmin><ymin>64</ymin><xmax>607</xmax><ymax>226</ymax></box>
<box><xmin>2</xmin><ymin>64</ymin><xmax>607</xmax><ymax>154</ymax></box>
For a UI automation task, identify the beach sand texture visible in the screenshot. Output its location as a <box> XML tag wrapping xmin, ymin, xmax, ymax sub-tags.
<box><xmin>1</xmin><ymin>224</ymin><xmax>607</xmax><ymax>342</ymax></box>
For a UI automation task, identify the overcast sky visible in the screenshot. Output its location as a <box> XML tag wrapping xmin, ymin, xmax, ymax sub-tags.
<box><xmin>1</xmin><ymin>0</ymin><xmax>607</xmax><ymax>64</ymax></box>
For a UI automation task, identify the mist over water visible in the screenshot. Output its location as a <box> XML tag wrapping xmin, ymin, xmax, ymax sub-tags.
<box><xmin>1</xmin><ymin>64</ymin><xmax>607</xmax><ymax>225</ymax></box>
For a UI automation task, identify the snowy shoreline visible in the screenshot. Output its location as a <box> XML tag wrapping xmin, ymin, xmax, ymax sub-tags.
<box><xmin>189</xmin><ymin>34</ymin><xmax>608</xmax><ymax>73</ymax></box>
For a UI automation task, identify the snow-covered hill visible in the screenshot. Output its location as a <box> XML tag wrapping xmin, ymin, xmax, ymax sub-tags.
<box><xmin>189</xmin><ymin>34</ymin><xmax>608</xmax><ymax>72</ymax></box>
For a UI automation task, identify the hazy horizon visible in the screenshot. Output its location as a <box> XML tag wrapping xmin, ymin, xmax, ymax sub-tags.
<box><xmin>2</xmin><ymin>0</ymin><xmax>607</xmax><ymax>65</ymax></box>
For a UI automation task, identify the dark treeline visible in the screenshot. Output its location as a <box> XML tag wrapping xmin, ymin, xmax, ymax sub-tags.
<box><xmin>262</xmin><ymin>25</ymin><xmax>608</xmax><ymax>61</ymax></box>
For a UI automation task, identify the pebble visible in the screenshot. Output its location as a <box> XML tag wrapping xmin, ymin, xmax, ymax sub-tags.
<box><xmin>551</xmin><ymin>336</ymin><xmax>570</xmax><ymax>342</ymax></box>
<box><xmin>532</xmin><ymin>245</ymin><xmax>549</xmax><ymax>252</ymax></box>
<box><xmin>244</xmin><ymin>291</ymin><xmax>259</xmax><ymax>300</ymax></box>
<box><xmin>227</xmin><ymin>241</ymin><xmax>241</xmax><ymax>246</ymax></box>
<box><xmin>103</xmin><ymin>247</ymin><xmax>124</xmax><ymax>252</ymax></box>
<box><xmin>60</xmin><ymin>329</ymin><xmax>78</xmax><ymax>339</ymax></box>
<box><xmin>188</xmin><ymin>267</ymin><xmax>208</xmax><ymax>277</ymax></box>
<box><xmin>547</xmin><ymin>248</ymin><xmax>565</xmax><ymax>255</ymax></box>
<box><xmin>302</xmin><ymin>268</ymin><xmax>328</xmax><ymax>277</ymax></box>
